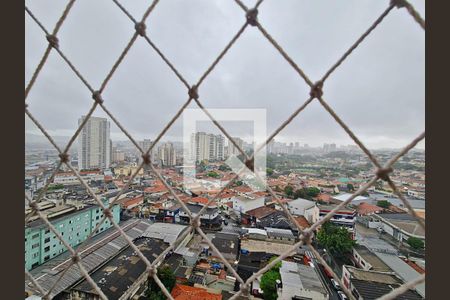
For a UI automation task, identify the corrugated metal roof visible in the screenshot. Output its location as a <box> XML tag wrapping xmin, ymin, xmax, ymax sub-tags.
<box><xmin>25</xmin><ymin>219</ymin><xmax>152</xmax><ymax>297</ymax></box>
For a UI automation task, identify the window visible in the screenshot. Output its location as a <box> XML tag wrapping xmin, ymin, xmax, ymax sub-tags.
<box><xmin>44</xmin><ymin>246</ymin><xmax>50</xmax><ymax>252</ymax></box>
<box><xmin>59</xmin><ymin>224</ymin><xmax>64</xmax><ymax>228</ymax></box>
<box><xmin>32</xmin><ymin>253</ymin><xmax>39</xmax><ymax>259</ymax></box>
<box><xmin>31</xmin><ymin>243</ymin><xmax>39</xmax><ymax>249</ymax></box>
<box><xmin>69</xmin><ymin>220</ymin><xmax>73</xmax><ymax>224</ymax></box>
<box><xmin>44</xmin><ymin>255</ymin><xmax>50</xmax><ymax>261</ymax></box>
<box><xmin>44</xmin><ymin>237</ymin><xmax>50</xmax><ymax>243</ymax></box>
<box><xmin>96</xmin><ymin>216</ymin><xmax>99</xmax><ymax>220</ymax></box>
<box><xmin>44</xmin><ymin>229</ymin><xmax>50</xmax><ymax>234</ymax></box>
<box><xmin>32</xmin><ymin>233</ymin><xmax>39</xmax><ymax>239</ymax></box>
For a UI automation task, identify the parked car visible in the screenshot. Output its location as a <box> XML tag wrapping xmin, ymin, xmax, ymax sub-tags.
<box><xmin>337</xmin><ymin>291</ymin><xmax>348</xmax><ymax>300</ymax></box>
<box><xmin>330</xmin><ymin>278</ymin><xmax>341</xmax><ymax>290</ymax></box>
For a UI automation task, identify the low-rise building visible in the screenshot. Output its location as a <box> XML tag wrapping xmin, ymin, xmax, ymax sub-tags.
<box><xmin>351</xmin><ymin>245</ymin><xmax>392</xmax><ymax>272</ymax></box>
<box><xmin>286</xmin><ymin>198</ymin><xmax>319</xmax><ymax>224</ymax></box>
<box><xmin>278</xmin><ymin>260</ymin><xmax>328</xmax><ymax>300</ymax></box>
<box><xmin>318</xmin><ymin>204</ymin><xmax>356</xmax><ymax>239</ymax></box>
<box><xmin>25</xmin><ymin>198</ymin><xmax>120</xmax><ymax>271</ymax></box>
<box><xmin>373</xmin><ymin>213</ymin><xmax>425</xmax><ymax>244</ymax></box>
<box><xmin>342</xmin><ymin>266</ymin><xmax>423</xmax><ymax>299</ymax></box>
<box><xmin>179</xmin><ymin>202</ymin><xmax>222</xmax><ymax>230</ymax></box>
<box><xmin>231</xmin><ymin>195</ymin><xmax>265</xmax><ymax>214</ymax></box>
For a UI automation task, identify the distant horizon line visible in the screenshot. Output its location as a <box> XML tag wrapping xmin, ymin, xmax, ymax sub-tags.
<box><xmin>25</xmin><ymin>132</ymin><xmax>425</xmax><ymax>151</ymax></box>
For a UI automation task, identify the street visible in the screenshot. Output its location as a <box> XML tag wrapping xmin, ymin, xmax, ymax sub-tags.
<box><xmin>304</xmin><ymin>248</ymin><xmax>340</xmax><ymax>300</ymax></box>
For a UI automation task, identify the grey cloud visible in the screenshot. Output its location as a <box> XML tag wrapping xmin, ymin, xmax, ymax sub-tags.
<box><xmin>25</xmin><ymin>0</ymin><xmax>425</xmax><ymax>149</ymax></box>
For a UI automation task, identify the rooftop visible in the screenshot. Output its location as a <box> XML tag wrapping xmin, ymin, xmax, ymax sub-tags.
<box><xmin>71</xmin><ymin>237</ymin><xmax>168</xmax><ymax>299</ymax></box>
<box><xmin>353</xmin><ymin>245</ymin><xmax>392</xmax><ymax>272</ymax></box>
<box><xmin>140</xmin><ymin>222</ymin><xmax>189</xmax><ymax>246</ymax></box>
<box><xmin>279</xmin><ymin>261</ymin><xmax>327</xmax><ymax>298</ymax></box>
<box><xmin>376</xmin><ymin>214</ymin><xmax>425</xmax><ymax>237</ymax></box>
<box><xmin>333</xmin><ymin>193</ymin><xmax>369</xmax><ymax>202</ymax></box>
<box><xmin>245</xmin><ymin>205</ymin><xmax>277</xmax><ymax>219</ymax></box>
<box><xmin>26</xmin><ymin>219</ymin><xmax>152</xmax><ymax>298</ymax></box>
<box><xmin>171</xmin><ymin>284</ymin><xmax>222</xmax><ymax>300</ymax></box>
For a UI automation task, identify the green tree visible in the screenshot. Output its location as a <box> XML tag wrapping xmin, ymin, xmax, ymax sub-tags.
<box><xmin>260</xmin><ymin>257</ymin><xmax>281</xmax><ymax>300</ymax></box>
<box><xmin>219</xmin><ymin>164</ymin><xmax>231</xmax><ymax>171</ymax></box>
<box><xmin>146</xmin><ymin>266</ymin><xmax>176</xmax><ymax>300</ymax></box>
<box><xmin>377</xmin><ymin>200</ymin><xmax>391</xmax><ymax>209</ymax></box>
<box><xmin>306</xmin><ymin>187</ymin><xmax>320</xmax><ymax>197</ymax></box>
<box><xmin>207</xmin><ymin>171</ymin><xmax>219</xmax><ymax>178</ymax></box>
<box><xmin>284</xmin><ymin>185</ymin><xmax>294</xmax><ymax>198</ymax></box>
<box><xmin>293</xmin><ymin>188</ymin><xmax>308</xmax><ymax>199</ymax></box>
<box><xmin>406</xmin><ymin>237</ymin><xmax>424</xmax><ymax>250</ymax></box>
<box><xmin>266</xmin><ymin>168</ymin><xmax>274</xmax><ymax>176</ymax></box>
<box><xmin>347</xmin><ymin>183</ymin><xmax>355</xmax><ymax>192</ymax></box>
<box><xmin>317</xmin><ymin>222</ymin><xmax>356</xmax><ymax>258</ymax></box>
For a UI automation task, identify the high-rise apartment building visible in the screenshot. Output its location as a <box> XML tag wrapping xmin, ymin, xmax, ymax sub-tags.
<box><xmin>190</xmin><ymin>132</ymin><xmax>225</xmax><ymax>162</ymax></box>
<box><xmin>138</xmin><ymin>139</ymin><xmax>157</xmax><ymax>165</ymax></box>
<box><xmin>157</xmin><ymin>142</ymin><xmax>177</xmax><ymax>166</ymax></box>
<box><xmin>228</xmin><ymin>137</ymin><xmax>244</xmax><ymax>157</ymax></box>
<box><xmin>77</xmin><ymin>116</ymin><xmax>111</xmax><ymax>170</ymax></box>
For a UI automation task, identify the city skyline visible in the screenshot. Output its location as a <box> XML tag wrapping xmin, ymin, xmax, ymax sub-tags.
<box><xmin>25</xmin><ymin>0</ymin><xmax>424</xmax><ymax>150</ymax></box>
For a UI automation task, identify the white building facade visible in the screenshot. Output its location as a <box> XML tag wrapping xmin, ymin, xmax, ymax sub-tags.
<box><xmin>77</xmin><ymin>116</ymin><xmax>110</xmax><ymax>170</ymax></box>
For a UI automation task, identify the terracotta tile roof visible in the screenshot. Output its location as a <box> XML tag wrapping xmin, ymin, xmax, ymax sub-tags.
<box><xmin>122</xmin><ymin>195</ymin><xmax>144</xmax><ymax>208</ymax></box>
<box><xmin>189</xmin><ymin>197</ymin><xmax>209</xmax><ymax>204</ymax></box>
<box><xmin>293</xmin><ymin>216</ymin><xmax>310</xmax><ymax>230</ymax></box>
<box><xmin>233</xmin><ymin>186</ymin><xmax>253</xmax><ymax>193</ymax></box>
<box><xmin>357</xmin><ymin>202</ymin><xmax>383</xmax><ymax>215</ymax></box>
<box><xmin>388</xmin><ymin>204</ymin><xmax>406</xmax><ymax>213</ymax></box>
<box><xmin>245</xmin><ymin>206</ymin><xmax>277</xmax><ymax>219</ymax></box>
<box><xmin>251</xmin><ymin>191</ymin><xmax>268</xmax><ymax>197</ymax></box>
<box><xmin>403</xmin><ymin>259</ymin><xmax>425</xmax><ymax>274</ymax></box>
<box><xmin>171</xmin><ymin>284</ymin><xmax>222</xmax><ymax>300</ymax></box>
<box><xmin>316</xmin><ymin>193</ymin><xmax>331</xmax><ymax>202</ymax></box>
<box><xmin>144</xmin><ymin>185</ymin><xmax>168</xmax><ymax>193</ymax></box>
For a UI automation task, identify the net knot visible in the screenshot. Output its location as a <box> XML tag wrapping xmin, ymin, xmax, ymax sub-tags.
<box><xmin>92</xmin><ymin>91</ymin><xmax>104</xmax><ymax>104</ymax></box>
<box><xmin>240</xmin><ymin>283</ymin><xmax>250</xmax><ymax>295</ymax></box>
<box><xmin>245</xmin><ymin>157</ymin><xmax>254</xmax><ymax>172</ymax></box>
<box><xmin>135</xmin><ymin>22</ymin><xmax>147</xmax><ymax>37</ymax></box>
<box><xmin>376</xmin><ymin>167</ymin><xmax>393</xmax><ymax>181</ymax></box>
<box><xmin>188</xmin><ymin>85</ymin><xmax>199</xmax><ymax>99</ymax></box>
<box><xmin>300</xmin><ymin>231</ymin><xmax>313</xmax><ymax>244</ymax></box>
<box><xmin>59</xmin><ymin>153</ymin><xmax>69</xmax><ymax>163</ymax></box>
<box><xmin>103</xmin><ymin>208</ymin><xmax>113</xmax><ymax>218</ymax></box>
<box><xmin>391</xmin><ymin>0</ymin><xmax>407</xmax><ymax>8</ymax></box>
<box><xmin>310</xmin><ymin>81</ymin><xmax>324</xmax><ymax>98</ymax></box>
<box><xmin>29</xmin><ymin>201</ymin><xmax>39</xmax><ymax>211</ymax></box>
<box><xmin>190</xmin><ymin>216</ymin><xmax>201</xmax><ymax>229</ymax></box>
<box><xmin>71</xmin><ymin>254</ymin><xmax>81</xmax><ymax>264</ymax></box>
<box><xmin>148</xmin><ymin>267</ymin><xmax>157</xmax><ymax>277</ymax></box>
<box><xmin>246</xmin><ymin>8</ymin><xmax>259</xmax><ymax>26</ymax></box>
<box><xmin>142</xmin><ymin>153</ymin><xmax>151</xmax><ymax>165</ymax></box>
<box><xmin>46</xmin><ymin>34</ymin><xmax>59</xmax><ymax>49</ymax></box>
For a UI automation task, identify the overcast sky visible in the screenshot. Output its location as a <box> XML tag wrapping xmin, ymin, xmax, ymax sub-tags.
<box><xmin>25</xmin><ymin>0</ymin><xmax>425</xmax><ymax>150</ymax></box>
